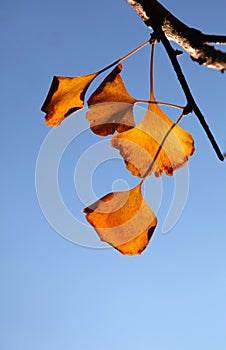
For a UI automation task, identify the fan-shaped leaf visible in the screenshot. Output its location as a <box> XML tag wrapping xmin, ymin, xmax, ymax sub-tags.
<box><xmin>83</xmin><ymin>183</ymin><xmax>157</xmax><ymax>255</ymax></box>
<box><xmin>86</xmin><ymin>64</ymin><xmax>136</xmax><ymax>136</ymax></box>
<box><xmin>42</xmin><ymin>72</ymin><xmax>98</xmax><ymax>127</ymax></box>
<box><xmin>111</xmin><ymin>103</ymin><xmax>195</xmax><ymax>177</ymax></box>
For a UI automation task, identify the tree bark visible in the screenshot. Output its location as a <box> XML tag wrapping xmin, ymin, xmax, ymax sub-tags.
<box><xmin>126</xmin><ymin>0</ymin><xmax>226</xmax><ymax>72</ymax></box>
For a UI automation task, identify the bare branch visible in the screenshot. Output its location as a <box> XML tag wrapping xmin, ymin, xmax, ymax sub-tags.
<box><xmin>151</xmin><ymin>24</ymin><xmax>224</xmax><ymax>161</ymax></box>
<box><xmin>126</xmin><ymin>0</ymin><xmax>226</xmax><ymax>71</ymax></box>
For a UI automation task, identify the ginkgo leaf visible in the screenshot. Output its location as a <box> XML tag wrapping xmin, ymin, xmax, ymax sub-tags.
<box><xmin>111</xmin><ymin>103</ymin><xmax>195</xmax><ymax>177</ymax></box>
<box><xmin>86</xmin><ymin>64</ymin><xmax>136</xmax><ymax>136</ymax></box>
<box><xmin>111</xmin><ymin>43</ymin><xmax>194</xmax><ymax>178</ymax></box>
<box><xmin>41</xmin><ymin>72</ymin><xmax>98</xmax><ymax>127</ymax></box>
<box><xmin>83</xmin><ymin>183</ymin><xmax>157</xmax><ymax>256</ymax></box>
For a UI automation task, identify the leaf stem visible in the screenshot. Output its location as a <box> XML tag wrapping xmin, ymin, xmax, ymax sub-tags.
<box><xmin>97</xmin><ymin>39</ymin><xmax>150</xmax><ymax>76</ymax></box>
<box><xmin>141</xmin><ymin>112</ymin><xmax>184</xmax><ymax>183</ymax></box>
<box><xmin>146</xmin><ymin>43</ymin><xmax>184</xmax><ymax>110</ymax></box>
<box><xmin>150</xmin><ymin>43</ymin><xmax>155</xmax><ymax>101</ymax></box>
<box><xmin>137</xmin><ymin>99</ymin><xmax>184</xmax><ymax>110</ymax></box>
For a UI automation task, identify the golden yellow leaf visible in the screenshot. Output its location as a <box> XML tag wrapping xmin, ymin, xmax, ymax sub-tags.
<box><xmin>111</xmin><ymin>103</ymin><xmax>195</xmax><ymax>177</ymax></box>
<box><xmin>41</xmin><ymin>72</ymin><xmax>98</xmax><ymax>127</ymax></box>
<box><xmin>86</xmin><ymin>64</ymin><xmax>136</xmax><ymax>136</ymax></box>
<box><xmin>83</xmin><ymin>183</ymin><xmax>157</xmax><ymax>256</ymax></box>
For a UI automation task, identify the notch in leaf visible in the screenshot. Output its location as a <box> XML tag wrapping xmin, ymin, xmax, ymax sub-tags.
<box><xmin>111</xmin><ymin>44</ymin><xmax>195</xmax><ymax>177</ymax></box>
<box><xmin>83</xmin><ymin>183</ymin><xmax>157</xmax><ymax>256</ymax></box>
<box><xmin>86</xmin><ymin>64</ymin><xmax>137</xmax><ymax>136</ymax></box>
<box><xmin>41</xmin><ymin>72</ymin><xmax>98</xmax><ymax>127</ymax></box>
<box><xmin>111</xmin><ymin>106</ymin><xmax>195</xmax><ymax>177</ymax></box>
<box><xmin>41</xmin><ymin>39</ymin><xmax>150</xmax><ymax>128</ymax></box>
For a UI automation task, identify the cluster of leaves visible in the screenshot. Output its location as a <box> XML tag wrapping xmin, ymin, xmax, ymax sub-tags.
<box><xmin>41</xmin><ymin>39</ymin><xmax>195</xmax><ymax>255</ymax></box>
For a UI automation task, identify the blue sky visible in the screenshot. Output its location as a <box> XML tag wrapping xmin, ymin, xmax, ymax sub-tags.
<box><xmin>1</xmin><ymin>0</ymin><xmax>226</xmax><ymax>349</ymax></box>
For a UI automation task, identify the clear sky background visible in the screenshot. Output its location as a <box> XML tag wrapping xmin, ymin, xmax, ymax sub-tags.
<box><xmin>1</xmin><ymin>0</ymin><xmax>226</xmax><ymax>349</ymax></box>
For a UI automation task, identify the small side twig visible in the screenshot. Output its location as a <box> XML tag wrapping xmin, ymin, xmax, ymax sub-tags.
<box><xmin>202</xmin><ymin>34</ymin><xmax>226</xmax><ymax>44</ymax></box>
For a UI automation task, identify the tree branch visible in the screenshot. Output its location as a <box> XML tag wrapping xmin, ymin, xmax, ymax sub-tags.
<box><xmin>126</xmin><ymin>0</ymin><xmax>226</xmax><ymax>72</ymax></box>
<box><xmin>153</xmin><ymin>27</ymin><xmax>224</xmax><ymax>161</ymax></box>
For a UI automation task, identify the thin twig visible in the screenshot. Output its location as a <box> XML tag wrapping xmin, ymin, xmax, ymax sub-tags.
<box><xmin>152</xmin><ymin>26</ymin><xmax>224</xmax><ymax>161</ymax></box>
<box><xmin>202</xmin><ymin>34</ymin><xmax>226</xmax><ymax>44</ymax></box>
